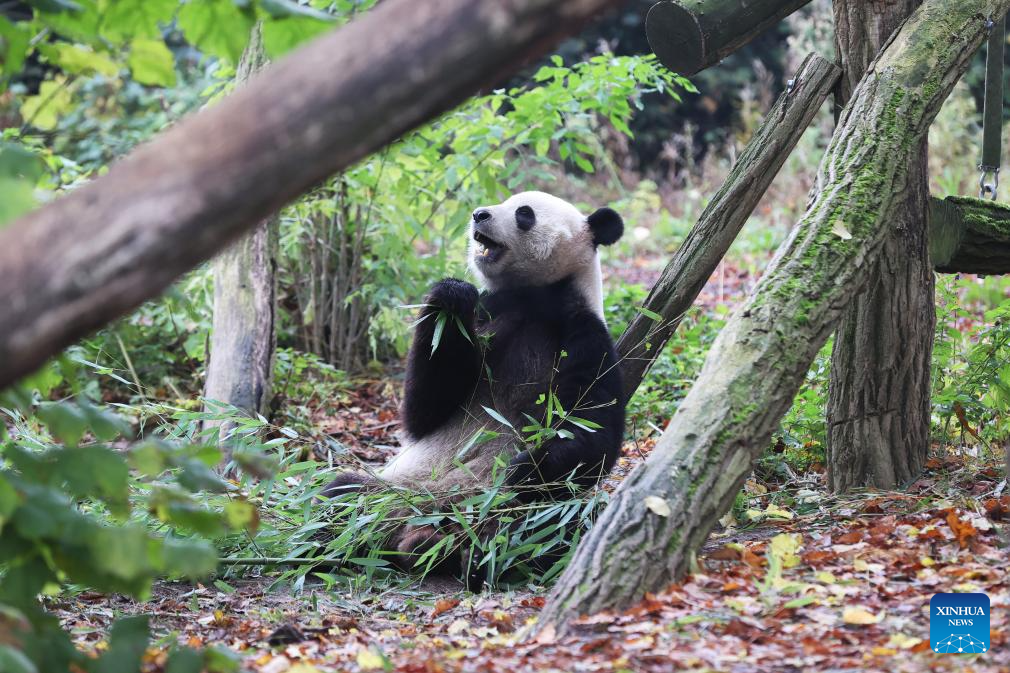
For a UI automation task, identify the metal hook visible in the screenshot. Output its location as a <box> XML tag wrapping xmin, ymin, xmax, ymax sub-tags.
<box><xmin>980</xmin><ymin>167</ymin><xmax>1000</xmax><ymax>200</ymax></box>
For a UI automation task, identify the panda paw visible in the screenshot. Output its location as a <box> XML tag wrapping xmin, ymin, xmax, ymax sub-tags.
<box><xmin>426</xmin><ymin>278</ymin><xmax>479</xmax><ymax>317</ymax></box>
<box><xmin>506</xmin><ymin>449</ymin><xmax>547</xmax><ymax>489</ymax></box>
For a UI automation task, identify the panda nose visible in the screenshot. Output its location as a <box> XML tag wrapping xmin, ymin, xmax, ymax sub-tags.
<box><xmin>473</xmin><ymin>209</ymin><xmax>492</xmax><ymax>223</ymax></box>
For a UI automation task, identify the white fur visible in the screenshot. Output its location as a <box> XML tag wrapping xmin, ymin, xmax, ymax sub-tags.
<box><xmin>467</xmin><ymin>191</ymin><xmax>607</xmax><ymax>319</ymax></box>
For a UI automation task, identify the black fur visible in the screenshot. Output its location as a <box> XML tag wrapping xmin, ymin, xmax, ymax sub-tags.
<box><xmin>515</xmin><ymin>205</ymin><xmax>536</xmax><ymax>231</ymax></box>
<box><xmin>401</xmin><ymin>278</ymin><xmax>482</xmax><ymax>439</ymax></box>
<box><xmin>401</xmin><ymin>275</ymin><xmax>625</xmax><ymax>499</ymax></box>
<box><xmin>587</xmin><ymin>207</ymin><xmax>624</xmax><ymax>247</ymax></box>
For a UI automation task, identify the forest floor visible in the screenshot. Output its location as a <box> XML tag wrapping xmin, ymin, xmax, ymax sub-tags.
<box><xmin>52</xmin><ymin>258</ymin><xmax>1010</xmax><ymax>672</ymax></box>
<box><xmin>55</xmin><ymin>436</ymin><xmax>1010</xmax><ymax>672</ymax></box>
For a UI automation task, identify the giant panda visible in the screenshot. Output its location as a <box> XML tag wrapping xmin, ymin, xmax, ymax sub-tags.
<box><xmin>323</xmin><ymin>191</ymin><xmax>626</xmax><ymax>577</ymax></box>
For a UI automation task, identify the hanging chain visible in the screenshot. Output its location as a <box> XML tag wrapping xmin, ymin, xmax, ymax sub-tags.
<box><xmin>980</xmin><ymin>15</ymin><xmax>1005</xmax><ymax>200</ymax></box>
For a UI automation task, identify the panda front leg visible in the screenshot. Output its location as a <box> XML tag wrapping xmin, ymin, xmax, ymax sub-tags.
<box><xmin>401</xmin><ymin>278</ymin><xmax>483</xmax><ymax>439</ymax></box>
<box><xmin>506</xmin><ymin>312</ymin><xmax>625</xmax><ymax>500</ymax></box>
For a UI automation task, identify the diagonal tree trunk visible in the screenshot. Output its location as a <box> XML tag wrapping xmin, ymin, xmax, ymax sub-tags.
<box><xmin>617</xmin><ymin>53</ymin><xmax>840</xmax><ymax>400</ymax></box>
<box><xmin>204</xmin><ymin>24</ymin><xmax>278</xmax><ymax>447</ymax></box>
<box><xmin>535</xmin><ymin>0</ymin><xmax>1006</xmax><ymax>635</ymax></box>
<box><xmin>826</xmin><ymin>0</ymin><xmax>934</xmax><ymax>492</ymax></box>
<box><xmin>0</xmin><ymin>0</ymin><xmax>630</xmax><ymax>390</ymax></box>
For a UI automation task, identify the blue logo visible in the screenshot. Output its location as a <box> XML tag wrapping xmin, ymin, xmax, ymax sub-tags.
<box><xmin>930</xmin><ymin>593</ymin><xmax>990</xmax><ymax>654</ymax></box>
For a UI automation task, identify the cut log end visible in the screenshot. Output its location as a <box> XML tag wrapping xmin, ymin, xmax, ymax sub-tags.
<box><xmin>645</xmin><ymin>2</ymin><xmax>704</xmax><ymax>75</ymax></box>
<box><xmin>929</xmin><ymin>195</ymin><xmax>1010</xmax><ymax>275</ymax></box>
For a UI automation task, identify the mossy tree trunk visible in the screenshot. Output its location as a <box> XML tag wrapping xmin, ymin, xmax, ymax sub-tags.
<box><xmin>535</xmin><ymin>0</ymin><xmax>1006</xmax><ymax>635</ymax></box>
<box><xmin>204</xmin><ymin>24</ymin><xmax>278</xmax><ymax>448</ymax></box>
<box><xmin>826</xmin><ymin>0</ymin><xmax>934</xmax><ymax>492</ymax></box>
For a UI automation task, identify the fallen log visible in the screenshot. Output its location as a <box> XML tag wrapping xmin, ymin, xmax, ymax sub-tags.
<box><xmin>646</xmin><ymin>0</ymin><xmax>814</xmax><ymax>75</ymax></box>
<box><xmin>536</xmin><ymin>0</ymin><xmax>1007</xmax><ymax>635</ymax></box>
<box><xmin>0</xmin><ymin>0</ymin><xmax>626</xmax><ymax>389</ymax></box>
<box><xmin>617</xmin><ymin>52</ymin><xmax>840</xmax><ymax>400</ymax></box>
<box><xmin>930</xmin><ymin>195</ymin><xmax>1010</xmax><ymax>275</ymax></box>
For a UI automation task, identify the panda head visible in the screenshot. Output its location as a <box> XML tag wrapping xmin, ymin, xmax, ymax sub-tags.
<box><xmin>467</xmin><ymin>191</ymin><xmax>623</xmax><ymax>312</ymax></box>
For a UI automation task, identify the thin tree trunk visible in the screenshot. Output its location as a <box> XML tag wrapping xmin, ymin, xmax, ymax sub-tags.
<box><xmin>827</xmin><ymin>0</ymin><xmax>933</xmax><ymax>492</ymax></box>
<box><xmin>204</xmin><ymin>24</ymin><xmax>278</xmax><ymax>444</ymax></box>
<box><xmin>0</xmin><ymin>0</ymin><xmax>628</xmax><ymax>390</ymax></box>
<box><xmin>535</xmin><ymin>0</ymin><xmax>1005</xmax><ymax>635</ymax></box>
<box><xmin>617</xmin><ymin>53</ymin><xmax>840</xmax><ymax>399</ymax></box>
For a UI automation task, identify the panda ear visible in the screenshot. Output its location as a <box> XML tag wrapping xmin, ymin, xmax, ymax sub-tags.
<box><xmin>588</xmin><ymin>207</ymin><xmax>623</xmax><ymax>247</ymax></box>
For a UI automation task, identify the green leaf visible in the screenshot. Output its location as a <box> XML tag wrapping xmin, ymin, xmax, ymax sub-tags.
<box><xmin>0</xmin><ymin>17</ymin><xmax>32</xmax><ymax>79</ymax></box>
<box><xmin>93</xmin><ymin>616</ymin><xmax>150</xmax><ymax>673</ymax></box>
<box><xmin>203</xmin><ymin>646</ymin><xmax>241</xmax><ymax>673</ymax></box>
<box><xmin>18</xmin><ymin>360</ymin><xmax>64</xmax><ymax>397</ymax></box>
<box><xmin>261</xmin><ymin>14</ymin><xmax>332</xmax><ymax>57</ymax></box>
<box><xmin>178</xmin><ymin>0</ymin><xmax>255</xmax><ymax>63</ymax></box>
<box><xmin>176</xmin><ymin>459</ymin><xmax>228</xmax><ymax>493</ymax></box>
<box><xmin>165</xmin><ymin>647</ymin><xmax>204</xmax><ymax>673</ymax></box>
<box><xmin>213</xmin><ymin>579</ymin><xmax>235</xmax><ymax>594</ymax></box>
<box><xmin>38</xmin><ymin>42</ymin><xmax>118</xmax><ymax>76</ymax></box>
<box><xmin>162</xmin><ymin>538</ymin><xmax>217</xmax><ymax>579</ymax></box>
<box><xmin>223</xmin><ymin>498</ymin><xmax>258</xmax><ymax>532</ymax></box>
<box><xmin>84</xmin><ymin>525</ymin><xmax>156</xmax><ymax>592</ymax></box>
<box><xmin>36</xmin><ymin>401</ymin><xmax>89</xmax><ymax>446</ymax></box>
<box><xmin>566</xmin><ymin>415</ymin><xmax>602</xmax><ymax>432</ymax></box>
<box><xmin>0</xmin><ymin>142</ymin><xmax>46</xmax><ymax>226</ymax></box>
<box><xmin>129</xmin><ymin>442</ymin><xmax>166</xmax><ymax>477</ymax></box>
<box><xmin>783</xmin><ymin>595</ymin><xmax>818</xmax><ymax>609</ymax></box>
<box><xmin>455</xmin><ymin>428</ymin><xmax>499</xmax><ymax>461</ymax></box>
<box><xmin>429</xmin><ymin>311</ymin><xmax>447</xmax><ymax>357</ymax></box>
<box><xmin>78</xmin><ymin>400</ymin><xmax>132</xmax><ymax>441</ymax></box>
<box><xmin>0</xmin><ymin>645</ymin><xmax>37</xmax><ymax>673</ymax></box>
<box><xmin>635</xmin><ymin>305</ymin><xmax>663</xmax><ymax>322</ymax></box>
<box><xmin>0</xmin><ymin>474</ymin><xmax>21</xmax><ymax>525</ymax></box>
<box><xmin>54</xmin><ymin>446</ymin><xmax>131</xmax><ymax>516</ymax></box>
<box><xmin>101</xmin><ymin>0</ymin><xmax>177</xmax><ymax>41</ymax></box>
<box><xmin>127</xmin><ymin>38</ymin><xmax>176</xmax><ymax>87</ymax></box>
<box><xmin>19</xmin><ymin>77</ymin><xmax>74</xmax><ymax>131</ymax></box>
<box><xmin>37</xmin><ymin>0</ymin><xmax>101</xmax><ymax>43</ymax></box>
<box><xmin>348</xmin><ymin>557</ymin><xmax>390</xmax><ymax>568</ymax></box>
<box><xmin>150</xmin><ymin>488</ymin><xmax>226</xmax><ymax>536</ymax></box>
<box><xmin>481</xmin><ymin>405</ymin><xmax>514</xmax><ymax>430</ymax></box>
<box><xmin>0</xmin><ymin>178</ymin><xmax>37</xmax><ymax>227</ymax></box>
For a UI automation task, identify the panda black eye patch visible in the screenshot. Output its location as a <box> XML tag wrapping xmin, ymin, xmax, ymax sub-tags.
<box><xmin>515</xmin><ymin>205</ymin><xmax>536</xmax><ymax>231</ymax></box>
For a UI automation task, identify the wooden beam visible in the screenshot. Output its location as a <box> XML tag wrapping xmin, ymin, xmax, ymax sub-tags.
<box><xmin>617</xmin><ymin>53</ymin><xmax>840</xmax><ymax>400</ymax></box>
<box><xmin>646</xmin><ymin>0</ymin><xmax>814</xmax><ymax>75</ymax></box>
<box><xmin>0</xmin><ymin>0</ymin><xmax>628</xmax><ymax>390</ymax></box>
<box><xmin>930</xmin><ymin>195</ymin><xmax>1010</xmax><ymax>275</ymax></box>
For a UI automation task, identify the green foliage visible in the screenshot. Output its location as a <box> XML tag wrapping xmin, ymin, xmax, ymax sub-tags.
<box><xmin>0</xmin><ymin>360</ymin><xmax>275</xmax><ymax>671</ymax></box>
<box><xmin>932</xmin><ymin>275</ymin><xmax>1010</xmax><ymax>454</ymax></box>
<box><xmin>0</xmin><ymin>0</ymin><xmax>345</xmax><ymax>226</ymax></box>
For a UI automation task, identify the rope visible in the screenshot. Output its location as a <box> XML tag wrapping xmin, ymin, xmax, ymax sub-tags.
<box><xmin>980</xmin><ymin>14</ymin><xmax>1005</xmax><ymax>200</ymax></box>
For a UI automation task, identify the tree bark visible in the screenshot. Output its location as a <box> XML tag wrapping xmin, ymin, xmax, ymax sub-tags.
<box><xmin>204</xmin><ymin>24</ymin><xmax>277</xmax><ymax>439</ymax></box>
<box><xmin>0</xmin><ymin>0</ymin><xmax>628</xmax><ymax>390</ymax></box>
<box><xmin>617</xmin><ymin>53</ymin><xmax>840</xmax><ymax>400</ymax></box>
<box><xmin>826</xmin><ymin>0</ymin><xmax>934</xmax><ymax>493</ymax></box>
<box><xmin>930</xmin><ymin>196</ymin><xmax>1010</xmax><ymax>274</ymax></box>
<box><xmin>535</xmin><ymin>0</ymin><xmax>1005</xmax><ymax>635</ymax></box>
<box><xmin>646</xmin><ymin>0</ymin><xmax>814</xmax><ymax>75</ymax></box>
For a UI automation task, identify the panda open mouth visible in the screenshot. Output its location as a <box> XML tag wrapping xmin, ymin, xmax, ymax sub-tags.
<box><xmin>474</xmin><ymin>231</ymin><xmax>506</xmax><ymax>264</ymax></box>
